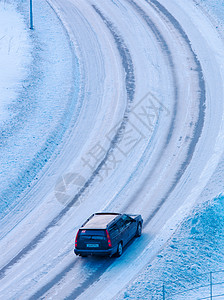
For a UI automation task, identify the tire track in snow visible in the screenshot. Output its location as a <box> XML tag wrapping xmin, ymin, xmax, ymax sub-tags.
<box><xmin>26</xmin><ymin>6</ymin><xmax>136</xmax><ymax>300</ymax></box>
<box><xmin>1</xmin><ymin>0</ymin><xmax>207</xmax><ymax>297</ymax></box>
<box><xmin>20</xmin><ymin>1</ymin><xmax>181</xmax><ymax>297</ymax></box>
<box><xmin>0</xmin><ymin>2</ymin><xmax>135</xmax><ymax>282</ymax></box>
<box><xmin>63</xmin><ymin>259</ymin><xmax>113</xmax><ymax>300</ymax></box>
<box><xmin>62</xmin><ymin>1</ymin><xmax>207</xmax><ymax>296</ymax></box>
<box><xmin>34</xmin><ymin>0</ymin><xmax>180</xmax><ymax>296</ymax></box>
<box><xmin>28</xmin><ymin>259</ymin><xmax>78</xmax><ymax>300</ymax></box>
<box><xmin>142</xmin><ymin>0</ymin><xmax>206</xmax><ymax>225</ymax></box>
<box><xmin>28</xmin><ymin>257</ymin><xmax>114</xmax><ymax>300</ymax></box>
<box><xmin>121</xmin><ymin>0</ymin><xmax>206</xmax><ymax>226</ymax></box>
<box><xmin>121</xmin><ymin>0</ymin><xmax>179</xmax><ymax>212</ymax></box>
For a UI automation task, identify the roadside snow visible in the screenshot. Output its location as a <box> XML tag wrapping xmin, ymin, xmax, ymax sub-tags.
<box><xmin>0</xmin><ymin>2</ymin><xmax>31</xmax><ymax>123</ymax></box>
<box><xmin>117</xmin><ymin>195</ymin><xmax>224</xmax><ymax>299</ymax></box>
<box><xmin>0</xmin><ymin>0</ymin><xmax>79</xmax><ymax>235</ymax></box>
<box><xmin>198</xmin><ymin>0</ymin><xmax>224</xmax><ymax>26</ymax></box>
<box><xmin>116</xmin><ymin>1</ymin><xmax>224</xmax><ymax>298</ymax></box>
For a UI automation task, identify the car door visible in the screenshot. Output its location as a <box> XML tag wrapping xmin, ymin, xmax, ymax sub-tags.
<box><xmin>122</xmin><ymin>215</ymin><xmax>137</xmax><ymax>241</ymax></box>
<box><xmin>116</xmin><ymin>217</ymin><xmax>130</xmax><ymax>246</ymax></box>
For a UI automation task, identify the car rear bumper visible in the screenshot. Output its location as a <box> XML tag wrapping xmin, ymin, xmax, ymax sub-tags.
<box><xmin>74</xmin><ymin>248</ymin><xmax>114</xmax><ymax>256</ymax></box>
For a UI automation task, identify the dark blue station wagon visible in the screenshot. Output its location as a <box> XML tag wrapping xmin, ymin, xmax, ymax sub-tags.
<box><xmin>74</xmin><ymin>212</ymin><xmax>143</xmax><ymax>257</ymax></box>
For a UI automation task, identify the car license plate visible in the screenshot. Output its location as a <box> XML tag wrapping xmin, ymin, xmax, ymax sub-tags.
<box><xmin>87</xmin><ymin>243</ymin><xmax>99</xmax><ymax>248</ymax></box>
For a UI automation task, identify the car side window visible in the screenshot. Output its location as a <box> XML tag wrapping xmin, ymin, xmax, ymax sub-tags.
<box><xmin>122</xmin><ymin>215</ymin><xmax>133</xmax><ymax>227</ymax></box>
<box><xmin>109</xmin><ymin>223</ymin><xmax>119</xmax><ymax>238</ymax></box>
<box><xmin>115</xmin><ymin>218</ymin><xmax>126</xmax><ymax>231</ymax></box>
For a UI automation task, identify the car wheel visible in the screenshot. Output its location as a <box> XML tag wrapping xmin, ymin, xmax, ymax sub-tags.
<box><xmin>116</xmin><ymin>242</ymin><xmax>123</xmax><ymax>257</ymax></box>
<box><xmin>136</xmin><ymin>223</ymin><xmax>142</xmax><ymax>237</ymax></box>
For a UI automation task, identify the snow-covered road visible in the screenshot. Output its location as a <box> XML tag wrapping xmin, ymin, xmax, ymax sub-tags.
<box><xmin>0</xmin><ymin>0</ymin><xmax>224</xmax><ymax>299</ymax></box>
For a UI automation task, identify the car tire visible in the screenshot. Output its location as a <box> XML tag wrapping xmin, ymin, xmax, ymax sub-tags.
<box><xmin>116</xmin><ymin>242</ymin><xmax>123</xmax><ymax>257</ymax></box>
<box><xmin>136</xmin><ymin>222</ymin><xmax>142</xmax><ymax>237</ymax></box>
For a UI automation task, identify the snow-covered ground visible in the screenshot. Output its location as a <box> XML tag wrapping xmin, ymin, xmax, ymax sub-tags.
<box><xmin>0</xmin><ymin>0</ymin><xmax>79</xmax><ymax>235</ymax></box>
<box><xmin>0</xmin><ymin>1</ymin><xmax>31</xmax><ymax>123</ymax></box>
<box><xmin>117</xmin><ymin>1</ymin><xmax>224</xmax><ymax>298</ymax></box>
<box><xmin>0</xmin><ymin>0</ymin><xmax>224</xmax><ymax>299</ymax></box>
<box><xmin>117</xmin><ymin>195</ymin><xmax>224</xmax><ymax>299</ymax></box>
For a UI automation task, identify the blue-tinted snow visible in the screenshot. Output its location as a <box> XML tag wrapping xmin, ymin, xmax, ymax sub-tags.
<box><xmin>118</xmin><ymin>195</ymin><xmax>224</xmax><ymax>299</ymax></box>
<box><xmin>117</xmin><ymin>1</ymin><xmax>224</xmax><ymax>298</ymax></box>
<box><xmin>0</xmin><ymin>0</ymin><xmax>80</xmax><ymax>220</ymax></box>
<box><xmin>199</xmin><ymin>0</ymin><xmax>224</xmax><ymax>25</ymax></box>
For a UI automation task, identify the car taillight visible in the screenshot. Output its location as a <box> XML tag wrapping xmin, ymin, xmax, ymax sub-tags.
<box><xmin>106</xmin><ymin>229</ymin><xmax>112</xmax><ymax>247</ymax></box>
<box><xmin>75</xmin><ymin>230</ymin><xmax>80</xmax><ymax>248</ymax></box>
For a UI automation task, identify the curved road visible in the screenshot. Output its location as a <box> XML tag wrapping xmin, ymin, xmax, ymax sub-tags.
<box><xmin>0</xmin><ymin>0</ymin><xmax>224</xmax><ymax>299</ymax></box>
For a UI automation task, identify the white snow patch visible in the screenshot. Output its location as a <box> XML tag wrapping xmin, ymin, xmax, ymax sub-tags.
<box><xmin>0</xmin><ymin>2</ymin><xmax>31</xmax><ymax>122</ymax></box>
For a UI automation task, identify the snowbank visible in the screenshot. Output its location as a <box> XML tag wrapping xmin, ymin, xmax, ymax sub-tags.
<box><xmin>0</xmin><ymin>1</ymin><xmax>31</xmax><ymax>123</ymax></box>
<box><xmin>0</xmin><ymin>0</ymin><xmax>79</xmax><ymax>235</ymax></box>
<box><xmin>118</xmin><ymin>195</ymin><xmax>224</xmax><ymax>299</ymax></box>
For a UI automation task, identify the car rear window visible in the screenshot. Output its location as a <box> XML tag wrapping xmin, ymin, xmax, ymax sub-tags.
<box><xmin>79</xmin><ymin>229</ymin><xmax>106</xmax><ymax>240</ymax></box>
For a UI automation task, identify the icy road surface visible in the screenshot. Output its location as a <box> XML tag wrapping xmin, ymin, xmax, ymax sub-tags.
<box><xmin>0</xmin><ymin>0</ymin><xmax>224</xmax><ymax>299</ymax></box>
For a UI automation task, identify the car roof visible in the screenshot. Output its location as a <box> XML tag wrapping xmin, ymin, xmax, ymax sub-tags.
<box><xmin>82</xmin><ymin>213</ymin><xmax>121</xmax><ymax>229</ymax></box>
